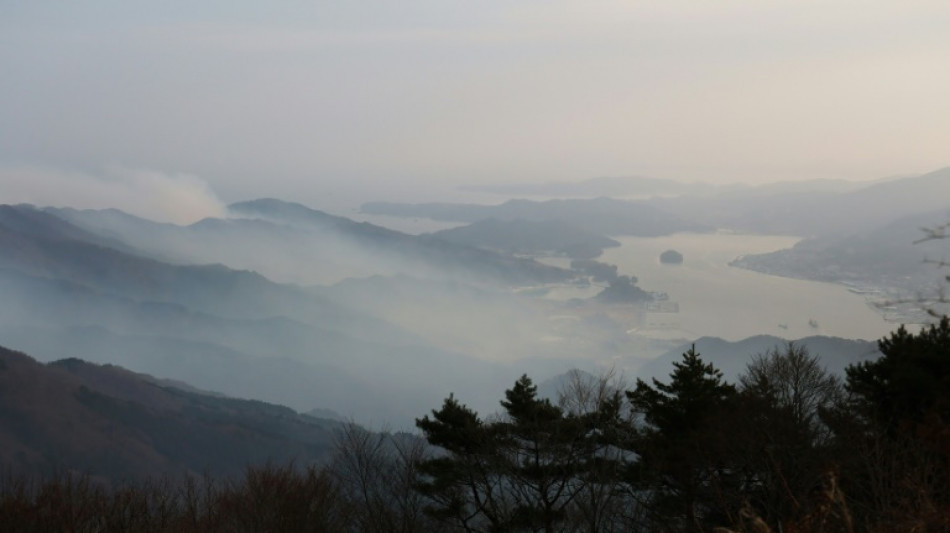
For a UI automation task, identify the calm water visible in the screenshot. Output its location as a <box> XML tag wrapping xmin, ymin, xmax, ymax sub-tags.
<box><xmin>597</xmin><ymin>233</ymin><xmax>893</xmax><ymax>342</ymax></box>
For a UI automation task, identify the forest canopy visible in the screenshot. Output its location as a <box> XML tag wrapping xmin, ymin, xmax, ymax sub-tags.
<box><xmin>411</xmin><ymin>321</ymin><xmax>950</xmax><ymax>532</ymax></box>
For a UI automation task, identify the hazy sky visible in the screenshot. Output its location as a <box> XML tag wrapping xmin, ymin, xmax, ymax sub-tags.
<box><xmin>2</xmin><ymin>1</ymin><xmax>949</xmax><ymax>219</ymax></box>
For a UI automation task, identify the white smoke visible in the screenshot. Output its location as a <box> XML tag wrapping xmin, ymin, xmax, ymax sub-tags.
<box><xmin>0</xmin><ymin>164</ymin><xmax>226</xmax><ymax>225</ymax></box>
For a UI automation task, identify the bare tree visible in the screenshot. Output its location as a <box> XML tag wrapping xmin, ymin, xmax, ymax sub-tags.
<box><xmin>329</xmin><ymin>421</ymin><xmax>433</xmax><ymax>533</ymax></box>
<box><xmin>725</xmin><ymin>344</ymin><xmax>847</xmax><ymax>528</ymax></box>
<box><xmin>916</xmin><ymin>220</ymin><xmax>950</xmax><ymax>317</ymax></box>
<box><xmin>556</xmin><ymin>367</ymin><xmax>626</xmax><ymax>416</ymax></box>
<box><xmin>556</xmin><ymin>368</ymin><xmax>638</xmax><ymax>532</ymax></box>
<box><xmin>740</xmin><ymin>343</ymin><xmax>843</xmax><ymax>444</ymax></box>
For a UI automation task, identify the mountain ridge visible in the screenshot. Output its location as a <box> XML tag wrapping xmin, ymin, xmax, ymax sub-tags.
<box><xmin>0</xmin><ymin>344</ymin><xmax>339</xmax><ymax>481</ymax></box>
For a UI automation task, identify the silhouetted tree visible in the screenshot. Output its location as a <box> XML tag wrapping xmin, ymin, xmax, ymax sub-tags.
<box><xmin>329</xmin><ymin>422</ymin><xmax>433</xmax><ymax>533</ymax></box>
<box><xmin>415</xmin><ymin>375</ymin><xmax>636</xmax><ymax>532</ymax></box>
<box><xmin>722</xmin><ymin>344</ymin><xmax>847</xmax><ymax>529</ymax></box>
<box><xmin>847</xmin><ymin>317</ymin><xmax>950</xmax><ymax>432</ymax></box>
<box><xmin>839</xmin><ymin>318</ymin><xmax>950</xmax><ymax>530</ymax></box>
<box><xmin>626</xmin><ymin>346</ymin><xmax>737</xmax><ymax>532</ymax></box>
<box><xmin>414</xmin><ymin>394</ymin><xmax>503</xmax><ymax>532</ymax></box>
<box><xmin>556</xmin><ymin>369</ymin><xmax>638</xmax><ymax>532</ymax></box>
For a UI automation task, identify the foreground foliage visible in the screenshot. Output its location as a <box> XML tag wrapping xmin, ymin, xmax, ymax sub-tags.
<box><xmin>2</xmin><ymin>321</ymin><xmax>948</xmax><ymax>532</ymax></box>
<box><xmin>412</xmin><ymin>322</ymin><xmax>950</xmax><ymax>532</ymax></box>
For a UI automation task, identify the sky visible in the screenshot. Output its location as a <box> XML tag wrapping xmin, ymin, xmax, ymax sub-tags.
<box><xmin>2</xmin><ymin>1</ymin><xmax>949</xmax><ymax>221</ymax></box>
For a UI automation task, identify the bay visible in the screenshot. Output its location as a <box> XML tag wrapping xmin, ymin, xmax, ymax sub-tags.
<box><xmin>597</xmin><ymin>232</ymin><xmax>894</xmax><ymax>342</ymax></box>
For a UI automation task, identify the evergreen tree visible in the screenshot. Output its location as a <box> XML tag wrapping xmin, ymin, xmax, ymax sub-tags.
<box><xmin>847</xmin><ymin>316</ymin><xmax>950</xmax><ymax>432</ymax></box>
<box><xmin>625</xmin><ymin>346</ymin><xmax>737</xmax><ymax>532</ymax></box>
<box><xmin>496</xmin><ymin>375</ymin><xmax>578</xmax><ymax>531</ymax></box>
<box><xmin>840</xmin><ymin>318</ymin><xmax>950</xmax><ymax>528</ymax></box>
<box><xmin>415</xmin><ymin>394</ymin><xmax>506</xmax><ymax>531</ymax></box>
<box><xmin>415</xmin><ymin>375</ymin><xmax>634</xmax><ymax>532</ymax></box>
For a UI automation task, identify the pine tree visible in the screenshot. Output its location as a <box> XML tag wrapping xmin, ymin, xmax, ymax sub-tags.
<box><xmin>840</xmin><ymin>318</ymin><xmax>950</xmax><ymax>527</ymax></box>
<box><xmin>415</xmin><ymin>394</ymin><xmax>506</xmax><ymax>531</ymax></box>
<box><xmin>415</xmin><ymin>375</ymin><xmax>634</xmax><ymax>532</ymax></box>
<box><xmin>626</xmin><ymin>346</ymin><xmax>737</xmax><ymax>531</ymax></box>
<box><xmin>847</xmin><ymin>317</ymin><xmax>950</xmax><ymax>431</ymax></box>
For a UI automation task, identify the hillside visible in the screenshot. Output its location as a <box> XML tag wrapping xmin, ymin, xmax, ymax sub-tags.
<box><xmin>45</xmin><ymin>200</ymin><xmax>573</xmax><ymax>287</ymax></box>
<box><xmin>0</xmin><ymin>204</ymin><xmax>511</xmax><ymax>424</ymax></box>
<box><xmin>228</xmin><ymin>198</ymin><xmax>574</xmax><ymax>284</ymax></box>
<box><xmin>428</xmin><ymin>218</ymin><xmax>621</xmax><ymax>259</ymax></box>
<box><xmin>730</xmin><ymin>209</ymin><xmax>949</xmax><ymax>292</ymax></box>
<box><xmin>0</xmin><ymin>345</ymin><xmax>338</xmax><ymax>481</ymax></box>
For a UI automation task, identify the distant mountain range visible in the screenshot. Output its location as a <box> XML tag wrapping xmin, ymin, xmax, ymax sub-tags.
<box><xmin>0</xmin><ymin>345</ymin><xmax>339</xmax><ymax>481</ymax></box>
<box><xmin>47</xmin><ymin>199</ymin><xmax>573</xmax><ymax>286</ymax></box>
<box><xmin>460</xmin><ymin>176</ymin><xmax>704</xmax><ymax>197</ymax></box>
<box><xmin>360</xmin><ymin>170</ymin><xmax>950</xmax><ymax>301</ymax></box>
<box><xmin>368</xmin><ymin>169</ymin><xmax>950</xmax><ymax>241</ymax></box>
<box><xmin>637</xmin><ymin>335</ymin><xmax>882</xmax><ymax>383</ymax></box>
<box><xmin>361</xmin><ymin>197</ymin><xmax>711</xmax><ymax>237</ymax></box>
<box><xmin>459</xmin><ymin>175</ymin><xmax>871</xmax><ymax>198</ymax></box>
<box><xmin>654</xmin><ymin>167</ymin><xmax>950</xmax><ymax>237</ymax></box>
<box><xmin>0</xmin><ymin>203</ymin><xmax>531</xmax><ymax>423</ymax></box>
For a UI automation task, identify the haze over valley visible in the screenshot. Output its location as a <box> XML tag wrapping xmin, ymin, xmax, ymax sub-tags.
<box><xmin>3</xmin><ymin>6</ymin><xmax>950</xmax><ymax>527</ymax></box>
<box><xmin>2</xmin><ymin>169</ymin><xmax>947</xmax><ymax>432</ymax></box>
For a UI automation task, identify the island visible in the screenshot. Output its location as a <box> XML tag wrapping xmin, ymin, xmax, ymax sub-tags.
<box><xmin>660</xmin><ymin>249</ymin><xmax>684</xmax><ymax>264</ymax></box>
<box><xmin>594</xmin><ymin>276</ymin><xmax>652</xmax><ymax>303</ymax></box>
